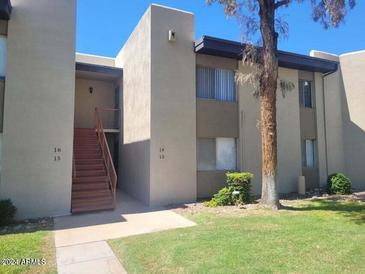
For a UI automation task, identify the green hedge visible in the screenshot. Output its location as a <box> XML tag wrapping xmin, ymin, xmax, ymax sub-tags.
<box><xmin>0</xmin><ymin>199</ymin><xmax>16</xmax><ymax>226</ymax></box>
<box><xmin>327</xmin><ymin>173</ymin><xmax>352</xmax><ymax>195</ymax></box>
<box><xmin>206</xmin><ymin>172</ymin><xmax>254</xmax><ymax>207</ymax></box>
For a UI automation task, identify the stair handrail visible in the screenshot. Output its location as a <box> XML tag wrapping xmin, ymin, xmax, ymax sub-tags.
<box><xmin>72</xmin><ymin>151</ymin><xmax>76</xmax><ymax>179</ymax></box>
<box><xmin>95</xmin><ymin>107</ymin><xmax>118</xmax><ymax>208</ymax></box>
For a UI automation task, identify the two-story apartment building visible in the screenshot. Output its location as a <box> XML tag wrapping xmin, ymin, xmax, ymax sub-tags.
<box><xmin>0</xmin><ymin>0</ymin><xmax>364</xmax><ymax>219</ymax></box>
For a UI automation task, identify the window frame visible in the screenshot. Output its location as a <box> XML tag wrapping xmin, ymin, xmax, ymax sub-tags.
<box><xmin>197</xmin><ymin>137</ymin><xmax>238</xmax><ymax>171</ymax></box>
<box><xmin>196</xmin><ymin>66</ymin><xmax>237</xmax><ymax>102</ymax></box>
<box><xmin>299</xmin><ymin>79</ymin><xmax>314</xmax><ymax>109</ymax></box>
<box><xmin>302</xmin><ymin>139</ymin><xmax>317</xmax><ymax>168</ymax></box>
<box><xmin>0</xmin><ymin>35</ymin><xmax>7</xmax><ymax>78</ymax></box>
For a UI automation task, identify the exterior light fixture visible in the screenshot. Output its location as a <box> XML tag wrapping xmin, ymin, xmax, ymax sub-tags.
<box><xmin>168</xmin><ymin>30</ymin><xmax>176</xmax><ymax>42</ymax></box>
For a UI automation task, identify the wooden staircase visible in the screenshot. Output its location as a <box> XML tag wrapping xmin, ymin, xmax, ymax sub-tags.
<box><xmin>72</xmin><ymin>128</ymin><xmax>114</xmax><ymax>213</ymax></box>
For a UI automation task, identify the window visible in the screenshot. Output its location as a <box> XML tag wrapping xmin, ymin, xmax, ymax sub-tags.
<box><xmin>197</xmin><ymin>138</ymin><xmax>237</xmax><ymax>171</ymax></box>
<box><xmin>0</xmin><ymin>36</ymin><xmax>7</xmax><ymax>77</ymax></box>
<box><xmin>197</xmin><ymin>66</ymin><xmax>236</xmax><ymax>101</ymax></box>
<box><xmin>299</xmin><ymin>80</ymin><xmax>313</xmax><ymax>108</ymax></box>
<box><xmin>302</xmin><ymin>139</ymin><xmax>316</xmax><ymax>168</ymax></box>
<box><xmin>197</xmin><ymin>138</ymin><xmax>215</xmax><ymax>171</ymax></box>
<box><xmin>216</xmin><ymin>138</ymin><xmax>237</xmax><ymax>170</ymax></box>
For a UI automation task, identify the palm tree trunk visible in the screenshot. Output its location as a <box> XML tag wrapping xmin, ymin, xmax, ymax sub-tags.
<box><xmin>258</xmin><ymin>0</ymin><xmax>280</xmax><ymax>209</ymax></box>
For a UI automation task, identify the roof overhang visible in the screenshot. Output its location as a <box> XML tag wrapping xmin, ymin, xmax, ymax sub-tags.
<box><xmin>0</xmin><ymin>0</ymin><xmax>12</xmax><ymax>20</ymax></box>
<box><xmin>76</xmin><ymin>62</ymin><xmax>123</xmax><ymax>81</ymax></box>
<box><xmin>195</xmin><ymin>36</ymin><xmax>338</xmax><ymax>74</ymax></box>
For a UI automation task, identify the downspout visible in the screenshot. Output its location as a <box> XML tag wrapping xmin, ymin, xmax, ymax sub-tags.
<box><xmin>321</xmin><ymin>68</ymin><xmax>338</xmax><ymax>180</ymax></box>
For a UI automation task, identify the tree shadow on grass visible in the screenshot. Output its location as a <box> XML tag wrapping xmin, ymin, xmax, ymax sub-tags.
<box><xmin>282</xmin><ymin>200</ymin><xmax>365</xmax><ymax>225</ymax></box>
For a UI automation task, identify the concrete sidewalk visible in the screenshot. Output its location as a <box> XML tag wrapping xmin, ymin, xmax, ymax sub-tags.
<box><xmin>54</xmin><ymin>191</ymin><xmax>196</xmax><ymax>273</ymax></box>
<box><xmin>56</xmin><ymin>241</ymin><xmax>126</xmax><ymax>274</ymax></box>
<box><xmin>54</xmin><ymin>192</ymin><xmax>195</xmax><ymax>247</ymax></box>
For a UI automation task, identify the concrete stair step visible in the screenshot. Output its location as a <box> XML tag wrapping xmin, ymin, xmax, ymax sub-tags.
<box><xmin>75</xmin><ymin>159</ymin><xmax>104</xmax><ymax>165</ymax></box>
<box><xmin>75</xmin><ymin>164</ymin><xmax>105</xmax><ymax>171</ymax></box>
<box><xmin>75</xmin><ymin>148</ymin><xmax>101</xmax><ymax>153</ymax></box>
<box><xmin>72</xmin><ymin>189</ymin><xmax>112</xmax><ymax>199</ymax></box>
<box><xmin>72</xmin><ymin>196</ymin><xmax>112</xmax><ymax>206</ymax></box>
<box><xmin>71</xmin><ymin>202</ymin><xmax>114</xmax><ymax>214</ymax></box>
<box><xmin>75</xmin><ymin>170</ymin><xmax>107</xmax><ymax>177</ymax></box>
<box><xmin>75</xmin><ymin>154</ymin><xmax>102</xmax><ymax>160</ymax></box>
<box><xmin>72</xmin><ymin>182</ymin><xmax>109</xmax><ymax>191</ymax></box>
<box><xmin>74</xmin><ymin>146</ymin><xmax>100</xmax><ymax>150</ymax></box>
<box><xmin>73</xmin><ymin>176</ymin><xmax>108</xmax><ymax>183</ymax></box>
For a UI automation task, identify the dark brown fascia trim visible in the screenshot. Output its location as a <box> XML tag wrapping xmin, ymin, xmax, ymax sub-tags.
<box><xmin>0</xmin><ymin>0</ymin><xmax>12</xmax><ymax>21</ymax></box>
<box><xmin>195</xmin><ymin>36</ymin><xmax>338</xmax><ymax>73</ymax></box>
<box><xmin>76</xmin><ymin>62</ymin><xmax>123</xmax><ymax>78</ymax></box>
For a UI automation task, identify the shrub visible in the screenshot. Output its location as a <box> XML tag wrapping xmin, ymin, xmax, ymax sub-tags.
<box><xmin>0</xmin><ymin>199</ymin><xmax>16</xmax><ymax>226</ymax></box>
<box><xmin>206</xmin><ymin>187</ymin><xmax>233</xmax><ymax>207</ymax></box>
<box><xmin>205</xmin><ymin>172</ymin><xmax>254</xmax><ymax>207</ymax></box>
<box><xmin>227</xmin><ymin>172</ymin><xmax>254</xmax><ymax>204</ymax></box>
<box><xmin>327</xmin><ymin>173</ymin><xmax>352</xmax><ymax>195</ymax></box>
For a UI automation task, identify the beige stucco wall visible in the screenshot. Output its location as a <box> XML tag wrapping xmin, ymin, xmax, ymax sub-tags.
<box><xmin>197</xmin><ymin>99</ymin><xmax>238</xmax><ymax>138</ymax></box>
<box><xmin>238</xmin><ymin>65</ymin><xmax>302</xmax><ymax>194</ymax></box>
<box><xmin>196</xmin><ymin>54</ymin><xmax>238</xmax><ymax>196</ymax></box>
<box><xmin>149</xmin><ymin>5</ymin><xmax>196</xmax><ymax>206</ymax></box>
<box><xmin>196</xmin><ymin>54</ymin><xmax>238</xmax><ymax>70</ymax></box>
<box><xmin>311</xmin><ymin>50</ymin><xmax>365</xmax><ymax>190</ymax></box>
<box><xmin>116</xmin><ymin>5</ymin><xmax>196</xmax><ymax>206</ymax></box>
<box><xmin>298</xmin><ymin>70</ymin><xmax>321</xmax><ymax>189</ymax></box>
<box><xmin>310</xmin><ymin>51</ymin><xmax>346</xmax><ymax>176</ymax></box>
<box><xmin>115</xmin><ymin>7</ymin><xmax>151</xmax><ymax>204</ymax></box>
<box><xmin>197</xmin><ymin>171</ymin><xmax>226</xmax><ymax>198</ymax></box>
<box><xmin>0</xmin><ymin>80</ymin><xmax>4</xmax><ymax>132</ymax></box>
<box><xmin>339</xmin><ymin>51</ymin><xmax>365</xmax><ymax>189</ymax></box>
<box><xmin>300</xmin><ymin>108</ymin><xmax>317</xmax><ymax>139</ymax></box>
<box><xmin>0</xmin><ymin>0</ymin><xmax>76</xmax><ymax>219</ymax></box>
<box><xmin>314</xmin><ymin>72</ymin><xmax>328</xmax><ymax>187</ymax></box>
<box><xmin>0</xmin><ymin>20</ymin><xmax>7</xmax><ymax>35</ymax></box>
<box><xmin>74</xmin><ymin>78</ymin><xmax>115</xmax><ymax>128</ymax></box>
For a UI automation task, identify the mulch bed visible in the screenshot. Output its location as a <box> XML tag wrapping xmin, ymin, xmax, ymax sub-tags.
<box><xmin>172</xmin><ymin>191</ymin><xmax>365</xmax><ymax>216</ymax></box>
<box><xmin>0</xmin><ymin>217</ymin><xmax>53</xmax><ymax>235</ymax></box>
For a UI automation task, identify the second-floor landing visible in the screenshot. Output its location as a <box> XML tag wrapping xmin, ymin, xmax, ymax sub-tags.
<box><xmin>75</xmin><ymin>53</ymin><xmax>122</xmax><ymax>133</ymax></box>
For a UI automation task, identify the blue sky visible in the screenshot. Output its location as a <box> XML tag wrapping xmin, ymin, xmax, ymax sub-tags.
<box><xmin>76</xmin><ymin>1</ymin><xmax>365</xmax><ymax>58</ymax></box>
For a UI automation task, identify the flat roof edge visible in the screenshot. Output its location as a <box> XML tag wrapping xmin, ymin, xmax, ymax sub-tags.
<box><xmin>195</xmin><ymin>36</ymin><xmax>338</xmax><ymax>73</ymax></box>
<box><xmin>0</xmin><ymin>0</ymin><xmax>12</xmax><ymax>20</ymax></box>
<box><xmin>76</xmin><ymin>62</ymin><xmax>123</xmax><ymax>77</ymax></box>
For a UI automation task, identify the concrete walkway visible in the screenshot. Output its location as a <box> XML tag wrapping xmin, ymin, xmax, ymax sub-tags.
<box><xmin>56</xmin><ymin>241</ymin><xmax>126</xmax><ymax>274</ymax></box>
<box><xmin>54</xmin><ymin>191</ymin><xmax>196</xmax><ymax>273</ymax></box>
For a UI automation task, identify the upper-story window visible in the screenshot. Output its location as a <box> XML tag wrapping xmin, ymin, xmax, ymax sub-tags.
<box><xmin>0</xmin><ymin>35</ymin><xmax>7</xmax><ymax>77</ymax></box>
<box><xmin>299</xmin><ymin>80</ymin><xmax>313</xmax><ymax>108</ymax></box>
<box><xmin>197</xmin><ymin>66</ymin><xmax>236</xmax><ymax>102</ymax></box>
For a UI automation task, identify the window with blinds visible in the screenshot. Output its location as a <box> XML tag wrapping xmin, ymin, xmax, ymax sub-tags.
<box><xmin>0</xmin><ymin>36</ymin><xmax>6</xmax><ymax>77</ymax></box>
<box><xmin>196</xmin><ymin>66</ymin><xmax>236</xmax><ymax>101</ymax></box>
<box><xmin>299</xmin><ymin>80</ymin><xmax>313</xmax><ymax>108</ymax></box>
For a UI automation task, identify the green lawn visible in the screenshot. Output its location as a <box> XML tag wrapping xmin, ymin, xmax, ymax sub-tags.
<box><xmin>0</xmin><ymin>225</ymin><xmax>56</xmax><ymax>274</ymax></box>
<box><xmin>109</xmin><ymin>199</ymin><xmax>365</xmax><ymax>274</ymax></box>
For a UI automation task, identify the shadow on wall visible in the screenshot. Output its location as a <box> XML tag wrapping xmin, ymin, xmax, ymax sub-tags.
<box><xmin>339</xmin><ymin>67</ymin><xmax>365</xmax><ymax>191</ymax></box>
<box><xmin>119</xmin><ymin>139</ymin><xmax>151</xmax><ymax>205</ymax></box>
